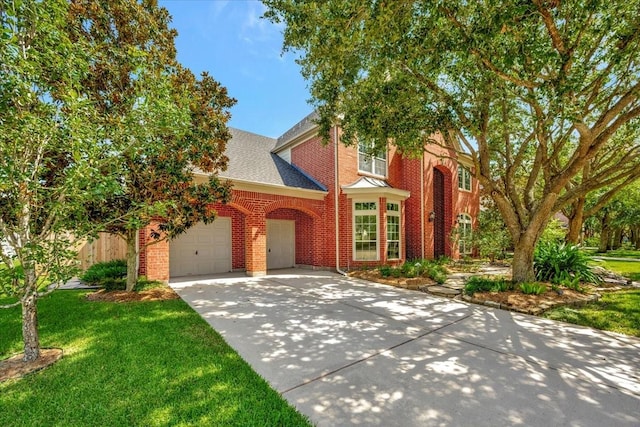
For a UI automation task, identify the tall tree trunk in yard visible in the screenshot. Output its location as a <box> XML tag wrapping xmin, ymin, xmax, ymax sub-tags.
<box><xmin>125</xmin><ymin>229</ymin><xmax>138</xmax><ymax>292</ymax></box>
<box><xmin>493</xmin><ymin>192</ymin><xmax>550</xmax><ymax>283</ymax></box>
<box><xmin>511</xmin><ymin>233</ymin><xmax>538</xmax><ymax>283</ymax></box>
<box><xmin>22</xmin><ymin>266</ymin><xmax>40</xmax><ymax>362</ymax></box>
<box><xmin>599</xmin><ymin>228</ymin><xmax>610</xmax><ymax>252</ymax></box>
<box><xmin>612</xmin><ymin>227</ymin><xmax>623</xmax><ymax>250</ymax></box>
<box><xmin>598</xmin><ymin>212</ymin><xmax>611</xmax><ymax>252</ymax></box>
<box><xmin>566</xmin><ymin>197</ymin><xmax>585</xmax><ymax>244</ymax></box>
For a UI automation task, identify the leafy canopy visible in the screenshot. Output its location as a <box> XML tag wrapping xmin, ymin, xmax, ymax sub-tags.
<box><xmin>265</xmin><ymin>0</ymin><xmax>640</xmax><ymax>281</ymax></box>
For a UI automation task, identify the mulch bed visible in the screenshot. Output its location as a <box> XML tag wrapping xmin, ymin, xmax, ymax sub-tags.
<box><xmin>85</xmin><ymin>287</ymin><xmax>180</xmax><ymax>302</ymax></box>
<box><xmin>0</xmin><ymin>348</ymin><xmax>63</xmax><ymax>383</ymax></box>
<box><xmin>464</xmin><ymin>288</ymin><xmax>600</xmax><ymax>315</ymax></box>
<box><xmin>349</xmin><ymin>269</ymin><xmax>437</xmax><ymax>290</ymax></box>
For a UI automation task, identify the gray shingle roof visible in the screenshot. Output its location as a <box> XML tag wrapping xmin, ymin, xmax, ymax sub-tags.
<box><xmin>219</xmin><ymin>128</ymin><xmax>326</xmax><ymax>192</ymax></box>
<box><xmin>273</xmin><ymin>110</ymin><xmax>319</xmax><ymax>152</ymax></box>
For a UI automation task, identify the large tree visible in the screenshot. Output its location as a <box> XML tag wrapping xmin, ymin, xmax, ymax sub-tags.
<box><xmin>0</xmin><ymin>0</ymin><xmax>124</xmax><ymax>361</ymax></box>
<box><xmin>562</xmin><ymin>126</ymin><xmax>640</xmax><ymax>243</ymax></box>
<box><xmin>265</xmin><ymin>0</ymin><xmax>640</xmax><ymax>282</ymax></box>
<box><xmin>588</xmin><ymin>181</ymin><xmax>640</xmax><ymax>251</ymax></box>
<box><xmin>68</xmin><ymin>0</ymin><xmax>235</xmax><ymax>291</ymax></box>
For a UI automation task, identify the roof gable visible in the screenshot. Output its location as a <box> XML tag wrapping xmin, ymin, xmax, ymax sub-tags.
<box><xmin>219</xmin><ymin>128</ymin><xmax>325</xmax><ymax>192</ymax></box>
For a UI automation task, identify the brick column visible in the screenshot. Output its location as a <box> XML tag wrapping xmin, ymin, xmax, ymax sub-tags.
<box><xmin>143</xmin><ymin>223</ymin><xmax>170</xmax><ymax>282</ymax></box>
<box><xmin>245</xmin><ymin>213</ymin><xmax>267</xmax><ymax>276</ymax></box>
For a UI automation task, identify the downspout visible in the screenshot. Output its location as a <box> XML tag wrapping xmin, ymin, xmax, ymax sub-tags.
<box><xmin>421</xmin><ymin>156</ymin><xmax>425</xmax><ymax>259</ymax></box>
<box><xmin>334</xmin><ymin>125</ymin><xmax>347</xmax><ymax>276</ymax></box>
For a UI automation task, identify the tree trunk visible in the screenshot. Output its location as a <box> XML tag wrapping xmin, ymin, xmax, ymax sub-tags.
<box><xmin>565</xmin><ymin>197</ymin><xmax>585</xmax><ymax>244</ymax></box>
<box><xmin>634</xmin><ymin>227</ymin><xmax>640</xmax><ymax>250</ymax></box>
<box><xmin>598</xmin><ymin>228</ymin><xmax>610</xmax><ymax>252</ymax></box>
<box><xmin>22</xmin><ymin>267</ymin><xmax>40</xmax><ymax>362</ymax></box>
<box><xmin>612</xmin><ymin>227</ymin><xmax>623</xmax><ymax>250</ymax></box>
<box><xmin>125</xmin><ymin>229</ymin><xmax>138</xmax><ymax>292</ymax></box>
<box><xmin>512</xmin><ymin>238</ymin><xmax>537</xmax><ymax>283</ymax></box>
<box><xmin>598</xmin><ymin>213</ymin><xmax>610</xmax><ymax>252</ymax></box>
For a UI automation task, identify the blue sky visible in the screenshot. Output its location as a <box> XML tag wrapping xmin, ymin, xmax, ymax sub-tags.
<box><xmin>158</xmin><ymin>0</ymin><xmax>312</xmax><ymax>138</ymax></box>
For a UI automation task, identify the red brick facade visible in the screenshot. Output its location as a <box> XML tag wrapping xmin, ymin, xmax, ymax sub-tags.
<box><xmin>141</xmin><ymin>125</ymin><xmax>480</xmax><ymax>281</ymax></box>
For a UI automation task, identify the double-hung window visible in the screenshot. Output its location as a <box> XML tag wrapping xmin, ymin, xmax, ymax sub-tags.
<box><xmin>458</xmin><ymin>214</ymin><xmax>473</xmax><ymax>255</ymax></box>
<box><xmin>354</xmin><ymin>202</ymin><xmax>378</xmax><ymax>261</ymax></box>
<box><xmin>358</xmin><ymin>141</ymin><xmax>387</xmax><ymax>177</ymax></box>
<box><xmin>458</xmin><ymin>165</ymin><xmax>472</xmax><ymax>191</ymax></box>
<box><xmin>386</xmin><ymin>202</ymin><xmax>400</xmax><ymax>259</ymax></box>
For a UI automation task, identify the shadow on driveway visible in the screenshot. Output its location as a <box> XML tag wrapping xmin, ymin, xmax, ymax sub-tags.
<box><xmin>171</xmin><ymin>269</ymin><xmax>640</xmax><ymax>427</ymax></box>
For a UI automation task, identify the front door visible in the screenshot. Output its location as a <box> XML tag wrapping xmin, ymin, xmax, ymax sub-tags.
<box><xmin>433</xmin><ymin>168</ymin><xmax>446</xmax><ymax>258</ymax></box>
<box><xmin>267</xmin><ymin>219</ymin><xmax>295</xmax><ymax>269</ymax></box>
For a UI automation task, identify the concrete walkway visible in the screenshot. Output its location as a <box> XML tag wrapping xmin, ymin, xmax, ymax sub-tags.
<box><xmin>170</xmin><ymin>270</ymin><xmax>640</xmax><ymax>427</ymax></box>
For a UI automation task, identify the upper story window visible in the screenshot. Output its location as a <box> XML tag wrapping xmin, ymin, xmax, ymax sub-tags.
<box><xmin>458</xmin><ymin>165</ymin><xmax>472</xmax><ymax>192</ymax></box>
<box><xmin>358</xmin><ymin>141</ymin><xmax>387</xmax><ymax>177</ymax></box>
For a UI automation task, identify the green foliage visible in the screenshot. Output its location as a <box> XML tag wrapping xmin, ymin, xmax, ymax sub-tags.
<box><xmin>519</xmin><ymin>283</ymin><xmax>547</xmax><ymax>295</ymax></box>
<box><xmin>81</xmin><ymin>260</ymin><xmax>127</xmax><ymax>284</ymax></box>
<box><xmin>377</xmin><ymin>259</ymin><xmax>448</xmax><ymax>284</ymax></box>
<box><xmin>539</xmin><ymin>219</ymin><xmax>567</xmax><ymax>245</ymax></box>
<box><xmin>472</xmin><ymin>199</ymin><xmax>511</xmax><ymax>261</ymax></box>
<box><xmin>559</xmin><ymin>275</ymin><xmax>585</xmax><ymax>293</ymax></box>
<box><xmin>464</xmin><ymin>276</ymin><xmax>512</xmax><ymax>295</ymax></box>
<box><xmin>534</xmin><ymin>241</ymin><xmax>600</xmax><ymax>284</ymax></box>
<box><xmin>544</xmin><ymin>290</ymin><xmax>640</xmax><ymax>337</ymax></box>
<box><xmin>66</xmin><ymin>1</ymin><xmax>236</xmax><ymax>291</ymax></box>
<box><xmin>0</xmin><ymin>291</ymin><xmax>311</xmax><ymax>426</ymax></box>
<box><xmin>265</xmin><ymin>0</ymin><xmax>640</xmax><ymax>284</ymax></box>
<box><xmin>379</xmin><ymin>265</ymin><xmax>393</xmax><ymax>277</ymax></box>
<box><xmin>0</xmin><ymin>0</ymin><xmax>132</xmax><ymax>359</ymax></box>
<box><xmin>81</xmin><ymin>262</ymin><xmax>164</xmax><ymax>291</ymax></box>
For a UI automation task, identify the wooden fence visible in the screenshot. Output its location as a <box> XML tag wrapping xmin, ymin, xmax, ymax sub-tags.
<box><xmin>77</xmin><ymin>232</ymin><xmax>127</xmax><ymax>271</ymax></box>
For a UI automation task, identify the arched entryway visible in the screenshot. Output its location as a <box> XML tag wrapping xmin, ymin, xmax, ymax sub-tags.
<box><xmin>433</xmin><ymin>168</ymin><xmax>446</xmax><ymax>257</ymax></box>
<box><xmin>266</xmin><ymin>207</ymin><xmax>318</xmax><ymax>270</ymax></box>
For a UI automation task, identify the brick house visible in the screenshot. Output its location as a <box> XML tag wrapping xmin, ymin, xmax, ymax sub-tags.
<box><xmin>139</xmin><ymin>112</ymin><xmax>480</xmax><ymax>281</ymax></box>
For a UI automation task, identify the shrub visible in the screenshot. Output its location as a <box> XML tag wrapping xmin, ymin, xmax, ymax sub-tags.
<box><xmin>379</xmin><ymin>265</ymin><xmax>393</xmax><ymax>278</ymax></box>
<box><xmin>464</xmin><ymin>276</ymin><xmax>513</xmax><ymax>295</ymax></box>
<box><xmin>401</xmin><ymin>262</ymin><xmax>417</xmax><ymax>278</ymax></box>
<box><xmin>559</xmin><ymin>274</ymin><xmax>585</xmax><ymax>293</ymax></box>
<box><xmin>520</xmin><ymin>282</ymin><xmax>547</xmax><ymax>295</ymax></box>
<box><xmin>539</xmin><ymin>218</ymin><xmax>566</xmax><ymax>245</ymax></box>
<box><xmin>534</xmin><ymin>241</ymin><xmax>600</xmax><ymax>284</ymax></box>
<box><xmin>81</xmin><ymin>260</ymin><xmax>127</xmax><ymax>285</ymax></box>
<box><xmin>378</xmin><ymin>259</ymin><xmax>448</xmax><ymax>284</ymax></box>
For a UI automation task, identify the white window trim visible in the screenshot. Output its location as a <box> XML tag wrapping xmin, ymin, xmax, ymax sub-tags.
<box><xmin>358</xmin><ymin>142</ymin><xmax>388</xmax><ymax>178</ymax></box>
<box><xmin>458</xmin><ymin>213</ymin><xmax>473</xmax><ymax>255</ymax></box>
<box><xmin>353</xmin><ymin>200</ymin><xmax>380</xmax><ymax>261</ymax></box>
<box><xmin>386</xmin><ymin>201</ymin><xmax>401</xmax><ymax>260</ymax></box>
<box><xmin>458</xmin><ymin>165</ymin><xmax>472</xmax><ymax>192</ymax></box>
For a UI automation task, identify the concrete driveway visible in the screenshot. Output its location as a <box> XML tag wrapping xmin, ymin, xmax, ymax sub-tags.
<box><xmin>170</xmin><ymin>270</ymin><xmax>640</xmax><ymax>427</ymax></box>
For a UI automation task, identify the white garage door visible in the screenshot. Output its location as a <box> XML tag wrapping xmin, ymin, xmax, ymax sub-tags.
<box><xmin>267</xmin><ymin>219</ymin><xmax>295</xmax><ymax>270</ymax></box>
<box><xmin>169</xmin><ymin>218</ymin><xmax>232</xmax><ymax>277</ymax></box>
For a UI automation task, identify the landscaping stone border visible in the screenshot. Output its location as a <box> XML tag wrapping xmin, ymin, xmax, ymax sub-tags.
<box><xmin>461</xmin><ymin>292</ymin><xmax>601</xmax><ymax>316</ymax></box>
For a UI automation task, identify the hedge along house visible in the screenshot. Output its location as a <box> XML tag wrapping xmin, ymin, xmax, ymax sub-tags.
<box><xmin>139</xmin><ymin>112</ymin><xmax>480</xmax><ymax>281</ymax></box>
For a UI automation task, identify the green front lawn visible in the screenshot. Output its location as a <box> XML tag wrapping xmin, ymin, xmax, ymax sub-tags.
<box><xmin>584</xmin><ymin>248</ymin><xmax>640</xmax><ymax>259</ymax></box>
<box><xmin>543</xmin><ymin>289</ymin><xmax>640</xmax><ymax>337</ymax></box>
<box><xmin>590</xmin><ymin>259</ymin><xmax>640</xmax><ymax>281</ymax></box>
<box><xmin>0</xmin><ymin>291</ymin><xmax>311</xmax><ymax>427</ymax></box>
